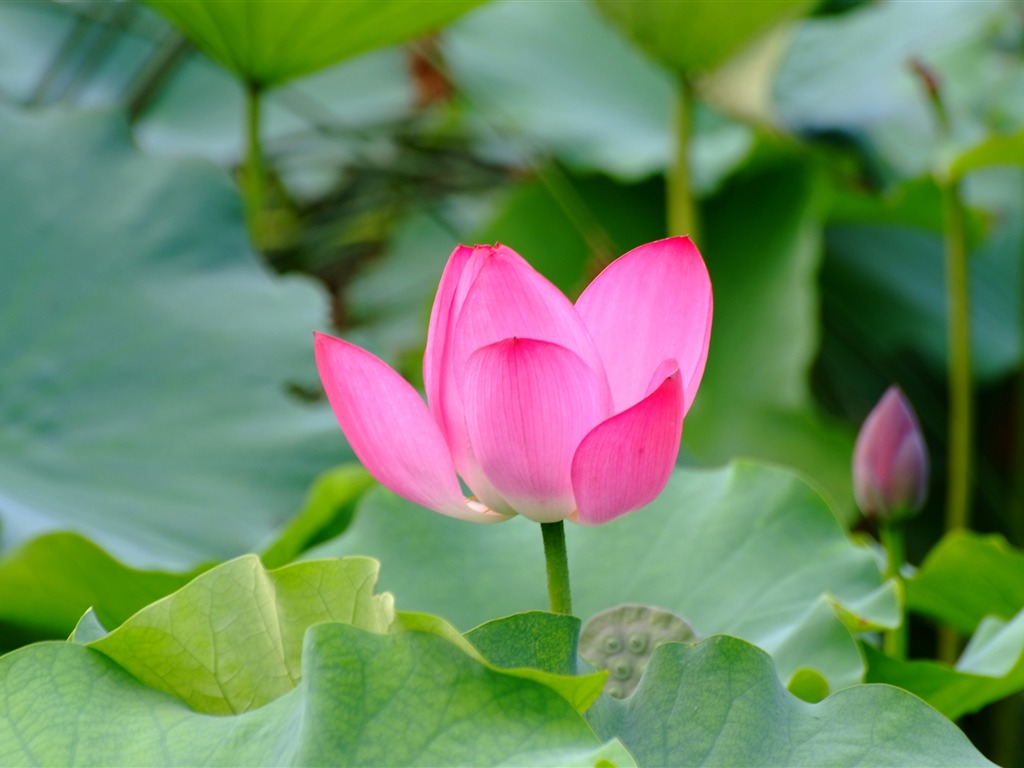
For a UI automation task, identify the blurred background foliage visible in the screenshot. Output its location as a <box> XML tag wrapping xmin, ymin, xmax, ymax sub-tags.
<box><xmin>2</xmin><ymin>0</ymin><xmax>1024</xmax><ymax>761</ymax></box>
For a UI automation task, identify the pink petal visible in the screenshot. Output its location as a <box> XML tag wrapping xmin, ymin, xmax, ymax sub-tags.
<box><xmin>571</xmin><ymin>365</ymin><xmax>684</xmax><ymax>526</ymax></box>
<box><xmin>314</xmin><ymin>332</ymin><xmax>510</xmax><ymax>523</ymax></box>
<box><xmin>429</xmin><ymin>243</ymin><xmax>614</xmax><ymax>514</ymax></box>
<box><xmin>463</xmin><ymin>338</ymin><xmax>606</xmax><ymax>522</ymax></box>
<box><xmin>452</xmin><ymin>244</ymin><xmax>611</xmax><ymax>410</ymax></box>
<box><xmin>575</xmin><ymin>236</ymin><xmax>712</xmax><ymax>414</ymax></box>
<box><xmin>853</xmin><ymin>386</ymin><xmax>928</xmax><ymax>518</ymax></box>
<box><xmin>423</xmin><ymin>244</ymin><xmax>478</xmax><ymax>425</ymax></box>
<box><xmin>422</xmin><ymin>245</ymin><xmax>514</xmax><ymax>514</ymax></box>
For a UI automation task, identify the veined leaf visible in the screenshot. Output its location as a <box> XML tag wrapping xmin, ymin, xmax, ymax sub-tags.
<box><xmin>89</xmin><ymin>555</ymin><xmax>394</xmax><ymax>715</ymax></box>
<box><xmin>320</xmin><ymin>461</ymin><xmax>896</xmax><ymax>693</ymax></box>
<box><xmin>587</xmin><ymin>635</ymin><xmax>990</xmax><ymax>766</ymax></box>
<box><xmin>146</xmin><ymin>0</ymin><xmax>485</xmax><ymax>88</ymax></box>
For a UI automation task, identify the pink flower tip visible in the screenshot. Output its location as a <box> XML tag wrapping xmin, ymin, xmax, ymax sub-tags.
<box><xmin>852</xmin><ymin>386</ymin><xmax>929</xmax><ymax>521</ymax></box>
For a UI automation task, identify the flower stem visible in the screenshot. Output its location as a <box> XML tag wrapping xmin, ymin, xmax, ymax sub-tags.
<box><xmin>936</xmin><ymin>182</ymin><xmax>971</xmax><ymax>665</ymax></box>
<box><xmin>242</xmin><ymin>81</ymin><xmax>266</xmax><ymax>240</ymax></box>
<box><xmin>541</xmin><ymin>521</ymin><xmax>573</xmax><ymax>615</ymax></box>
<box><xmin>906</xmin><ymin>58</ymin><xmax>972</xmax><ymax>531</ymax></box>
<box><xmin>909</xmin><ymin>56</ymin><xmax>972</xmax><ymax>666</ymax></box>
<box><xmin>942</xmin><ymin>178</ymin><xmax>973</xmax><ymax>534</ymax></box>
<box><xmin>667</xmin><ymin>75</ymin><xmax>699</xmax><ymax>242</ymax></box>
<box><xmin>880</xmin><ymin>522</ymin><xmax>907</xmax><ymax>659</ymax></box>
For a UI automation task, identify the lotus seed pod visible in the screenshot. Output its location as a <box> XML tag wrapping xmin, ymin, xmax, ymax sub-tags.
<box><xmin>627</xmin><ymin>633</ymin><xmax>647</xmax><ymax>654</ymax></box>
<box><xmin>579</xmin><ymin>604</ymin><xmax>700</xmax><ymax>698</ymax></box>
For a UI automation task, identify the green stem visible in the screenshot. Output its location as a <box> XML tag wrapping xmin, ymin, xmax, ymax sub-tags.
<box><xmin>943</xmin><ymin>179</ymin><xmax>972</xmax><ymax>533</ymax></box>
<box><xmin>667</xmin><ymin>76</ymin><xmax>699</xmax><ymax>242</ymax></box>
<box><xmin>243</xmin><ymin>81</ymin><xmax>266</xmax><ymax>239</ymax></box>
<box><xmin>991</xmin><ymin>694</ymin><xmax>1023</xmax><ymax>768</ymax></box>
<box><xmin>908</xmin><ymin>57</ymin><xmax>971</xmax><ymax>665</ymax></box>
<box><xmin>541</xmin><ymin>521</ymin><xmax>573</xmax><ymax>615</ymax></box>
<box><xmin>1012</xmin><ymin>175</ymin><xmax>1024</xmax><ymax>548</ymax></box>
<box><xmin>880</xmin><ymin>522</ymin><xmax>907</xmax><ymax>659</ymax></box>
<box><xmin>937</xmin><ymin>178</ymin><xmax>971</xmax><ymax>665</ymax></box>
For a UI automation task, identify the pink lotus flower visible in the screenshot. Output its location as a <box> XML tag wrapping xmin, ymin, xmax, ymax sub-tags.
<box><xmin>853</xmin><ymin>386</ymin><xmax>929</xmax><ymax>520</ymax></box>
<box><xmin>314</xmin><ymin>237</ymin><xmax>712</xmax><ymax>525</ymax></box>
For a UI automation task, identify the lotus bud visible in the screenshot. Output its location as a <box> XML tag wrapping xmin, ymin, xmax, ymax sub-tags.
<box><xmin>853</xmin><ymin>386</ymin><xmax>929</xmax><ymax>521</ymax></box>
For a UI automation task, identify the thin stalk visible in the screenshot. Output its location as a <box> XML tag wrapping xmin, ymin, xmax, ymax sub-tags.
<box><xmin>991</xmin><ymin>694</ymin><xmax>1022</xmax><ymax>768</ymax></box>
<box><xmin>937</xmin><ymin>178</ymin><xmax>971</xmax><ymax>665</ymax></box>
<box><xmin>909</xmin><ymin>57</ymin><xmax>972</xmax><ymax>665</ymax></box>
<box><xmin>1012</xmin><ymin>179</ymin><xmax>1024</xmax><ymax>547</ymax></box>
<box><xmin>667</xmin><ymin>76</ymin><xmax>699</xmax><ymax>242</ymax></box>
<box><xmin>243</xmin><ymin>81</ymin><xmax>266</xmax><ymax>239</ymax></box>
<box><xmin>993</xmin><ymin>172</ymin><xmax>1024</xmax><ymax>768</ymax></box>
<box><xmin>942</xmin><ymin>179</ymin><xmax>972</xmax><ymax>533</ymax></box>
<box><xmin>124</xmin><ymin>32</ymin><xmax>190</xmax><ymax>122</ymax></box>
<box><xmin>880</xmin><ymin>522</ymin><xmax>907</xmax><ymax>659</ymax></box>
<box><xmin>541</xmin><ymin>521</ymin><xmax>573</xmax><ymax>615</ymax></box>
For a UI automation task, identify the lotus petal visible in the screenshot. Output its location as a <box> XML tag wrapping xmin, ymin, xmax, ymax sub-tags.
<box><xmin>576</xmin><ymin>236</ymin><xmax>711</xmax><ymax>413</ymax></box>
<box><xmin>314</xmin><ymin>333</ymin><xmax>509</xmax><ymax>523</ymax></box>
<box><xmin>571</xmin><ymin>365</ymin><xmax>684</xmax><ymax>525</ymax></box>
<box><xmin>463</xmin><ymin>337</ymin><xmax>606</xmax><ymax>522</ymax></box>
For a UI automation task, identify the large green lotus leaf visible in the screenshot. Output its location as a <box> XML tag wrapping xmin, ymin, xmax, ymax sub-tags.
<box><xmin>69</xmin><ymin>607</ymin><xmax>109</xmax><ymax>644</ymax></box>
<box><xmin>586</xmin><ymin>635</ymin><xmax>990</xmax><ymax>767</ymax></box>
<box><xmin>445</xmin><ymin>0</ymin><xmax>752</xmax><ymax>182</ymax></box>
<box><xmin>397</xmin><ymin>611</ymin><xmax>607</xmax><ymax>715</ymax></box>
<box><xmin>318</xmin><ymin>461</ymin><xmax>897</xmax><ymax>692</ymax></box>
<box><xmin>865</xmin><ymin>608</ymin><xmax>1024</xmax><ymax>720</ymax></box>
<box><xmin>0</xmin><ymin>623</ymin><xmax>631</xmax><ymax>767</ymax></box>
<box><xmin>685</xmin><ymin>161</ymin><xmax>855</xmax><ymax>517</ymax></box>
<box><xmin>0</xmin><ymin>107</ymin><xmax>343</xmax><ymax>572</ymax></box>
<box><xmin>773</xmin><ymin>0</ymin><xmax>1007</xmax><ymax>176</ymax></box>
<box><xmin>465</xmin><ymin>612</ymin><xmax>582</xmax><ymax>677</ymax></box>
<box><xmin>822</xmin><ymin>218</ymin><xmax>1021</xmax><ymax>383</ymax></box>
<box><xmin>0</xmin><ymin>3</ymin><xmax>176</xmax><ymax>109</ymax></box>
<box><xmin>145</xmin><ymin>0</ymin><xmax>484</xmax><ymax>89</ymax></box>
<box><xmin>0</xmin><ymin>465</ymin><xmax>373</xmax><ymax>646</ymax></box>
<box><xmin>775</xmin><ymin>0</ymin><xmax>999</xmax><ymax>130</ymax></box>
<box><xmin>445</xmin><ymin>0</ymin><xmax>670</xmax><ymax>180</ymax></box>
<box><xmin>0</xmin><ymin>3</ymin><xmax>74</xmax><ymax>102</ymax></box>
<box><xmin>951</xmin><ymin>129</ymin><xmax>1024</xmax><ymax>180</ymax></box>
<box><xmin>0</xmin><ymin>1</ymin><xmax>416</xmax><ymax>175</ymax></box>
<box><xmin>0</xmin><ymin>533</ymin><xmax>199</xmax><ymax>646</ymax></box>
<box><xmin>136</xmin><ymin>44</ymin><xmax>413</xmax><ymax>169</ymax></box>
<box><xmin>907</xmin><ymin>531</ymin><xmax>1024</xmax><ymax>634</ymax></box>
<box><xmin>89</xmin><ymin>555</ymin><xmax>394</xmax><ymax>715</ymax></box>
<box><xmin>260</xmin><ymin>464</ymin><xmax>376</xmax><ymax>569</ymax></box>
<box><xmin>593</xmin><ymin>0</ymin><xmax>814</xmax><ymax>75</ymax></box>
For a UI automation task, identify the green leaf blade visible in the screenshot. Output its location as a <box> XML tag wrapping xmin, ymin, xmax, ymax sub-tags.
<box><xmin>90</xmin><ymin>555</ymin><xmax>394</xmax><ymax>714</ymax></box>
<box><xmin>0</xmin><ymin>106</ymin><xmax>343</xmax><ymax>577</ymax></box>
<box><xmin>322</xmin><ymin>461</ymin><xmax>896</xmax><ymax>692</ymax></box>
<box><xmin>908</xmin><ymin>531</ymin><xmax>1024</xmax><ymax>633</ymax></box>
<box><xmin>594</xmin><ymin>0</ymin><xmax>814</xmax><ymax>75</ymax></box>
<box><xmin>0</xmin><ymin>620</ymin><xmax>614</xmax><ymax>766</ymax></box>
<box><xmin>465</xmin><ymin>612</ymin><xmax>582</xmax><ymax>676</ymax></box>
<box><xmin>590</xmin><ymin>636</ymin><xmax>991</xmax><ymax>767</ymax></box>
<box><xmin>146</xmin><ymin>0</ymin><xmax>486</xmax><ymax>88</ymax></box>
<box><xmin>295</xmin><ymin>624</ymin><xmax>604</xmax><ymax>766</ymax></box>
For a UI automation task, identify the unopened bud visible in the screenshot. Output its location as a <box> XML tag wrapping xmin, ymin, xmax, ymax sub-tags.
<box><xmin>853</xmin><ymin>386</ymin><xmax>928</xmax><ymax>521</ymax></box>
